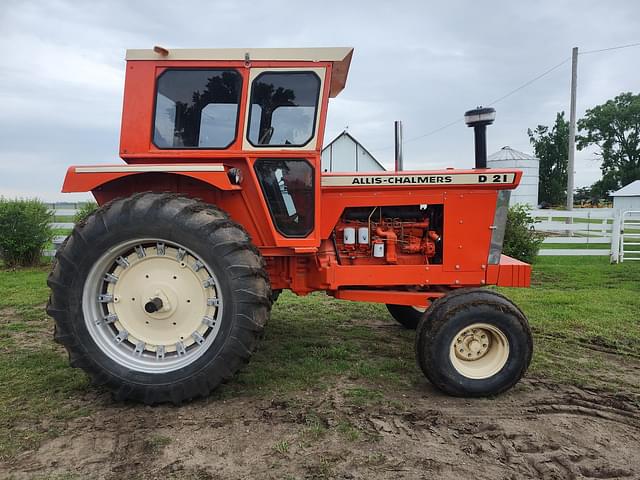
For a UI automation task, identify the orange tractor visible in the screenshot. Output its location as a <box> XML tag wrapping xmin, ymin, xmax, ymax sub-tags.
<box><xmin>48</xmin><ymin>47</ymin><xmax>532</xmax><ymax>404</ymax></box>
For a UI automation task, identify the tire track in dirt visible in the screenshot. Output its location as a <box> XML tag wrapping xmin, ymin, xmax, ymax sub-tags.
<box><xmin>524</xmin><ymin>391</ymin><xmax>640</xmax><ymax>430</ymax></box>
<box><xmin>328</xmin><ymin>382</ymin><xmax>640</xmax><ymax>479</ymax></box>
<box><xmin>2</xmin><ymin>378</ymin><xmax>639</xmax><ymax>479</ymax></box>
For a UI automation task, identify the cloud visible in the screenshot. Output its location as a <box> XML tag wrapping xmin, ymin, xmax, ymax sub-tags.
<box><xmin>0</xmin><ymin>0</ymin><xmax>639</xmax><ymax>200</ymax></box>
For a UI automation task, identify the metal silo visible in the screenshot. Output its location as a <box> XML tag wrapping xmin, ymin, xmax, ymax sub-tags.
<box><xmin>487</xmin><ymin>146</ymin><xmax>539</xmax><ymax>206</ymax></box>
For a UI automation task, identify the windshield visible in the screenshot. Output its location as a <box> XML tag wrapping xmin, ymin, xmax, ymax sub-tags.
<box><xmin>247</xmin><ymin>71</ymin><xmax>320</xmax><ymax>147</ymax></box>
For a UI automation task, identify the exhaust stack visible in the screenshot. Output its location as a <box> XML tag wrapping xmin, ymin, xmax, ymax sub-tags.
<box><xmin>394</xmin><ymin>120</ymin><xmax>403</xmax><ymax>171</ymax></box>
<box><xmin>464</xmin><ymin>107</ymin><xmax>496</xmax><ymax>169</ymax></box>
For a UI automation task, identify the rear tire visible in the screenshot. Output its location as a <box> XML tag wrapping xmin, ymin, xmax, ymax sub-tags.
<box><xmin>386</xmin><ymin>304</ymin><xmax>426</xmax><ymax>329</ymax></box>
<box><xmin>47</xmin><ymin>193</ymin><xmax>271</xmax><ymax>404</ymax></box>
<box><xmin>415</xmin><ymin>289</ymin><xmax>532</xmax><ymax>396</ymax></box>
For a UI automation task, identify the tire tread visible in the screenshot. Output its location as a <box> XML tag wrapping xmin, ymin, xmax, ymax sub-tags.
<box><xmin>415</xmin><ymin>288</ymin><xmax>532</xmax><ymax>397</ymax></box>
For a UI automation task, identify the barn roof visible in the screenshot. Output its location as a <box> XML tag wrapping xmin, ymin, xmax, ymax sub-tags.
<box><xmin>611</xmin><ymin>180</ymin><xmax>640</xmax><ymax>197</ymax></box>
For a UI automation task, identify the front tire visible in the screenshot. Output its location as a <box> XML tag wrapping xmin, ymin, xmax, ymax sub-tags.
<box><xmin>47</xmin><ymin>193</ymin><xmax>271</xmax><ymax>404</ymax></box>
<box><xmin>415</xmin><ymin>289</ymin><xmax>532</xmax><ymax>397</ymax></box>
<box><xmin>386</xmin><ymin>304</ymin><xmax>426</xmax><ymax>329</ymax></box>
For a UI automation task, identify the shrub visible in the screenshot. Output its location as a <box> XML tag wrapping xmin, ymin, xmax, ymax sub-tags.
<box><xmin>503</xmin><ymin>204</ymin><xmax>545</xmax><ymax>264</ymax></box>
<box><xmin>0</xmin><ymin>198</ymin><xmax>53</xmax><ymax>267</ymax></box>
<box><xmin>73</xmin><ymin>201</ymin><xmax>98</xmax><ymax>224</ymax></box>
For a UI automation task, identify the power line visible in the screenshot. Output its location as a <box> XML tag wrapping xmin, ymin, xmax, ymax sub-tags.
<box><xmin>371</xmin><ymin>57</ymin><xmax>570</xmax><ymax>152</ymax></box>
<box><xmin>369</xmin><ymin>41</ymin><xmax>639</xmax><ymax>153</ymax></box>
<box><xmin>580</xmin><ymin>41</ymin><xmax>640</xmax><ymax>55</ymax></box>
<box><xmin>371</xmin><ymin>117</ymin><xmax>463</xmax><ymax>151</ymax></box>
<box><xmin>403</xmin><ymin>117</ymin><xmax>464</xmax><ymax>145</ymax></box>
<box><xmin>487</xmin><ymin>57</ymin><xmax>570</xmax><ymax>106</ymax></box>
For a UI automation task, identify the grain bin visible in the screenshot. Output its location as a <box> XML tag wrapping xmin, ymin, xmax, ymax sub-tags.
<box><xmin>487</xmin><ymin>146</ymin><xmax>539</xmax><ymax>206</ymax></box>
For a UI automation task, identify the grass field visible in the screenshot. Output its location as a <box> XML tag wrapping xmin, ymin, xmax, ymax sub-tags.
<box><xmin>0</xmin><ymin>256</ymin><xmax>638</xmax><ymax>462</ymax></box>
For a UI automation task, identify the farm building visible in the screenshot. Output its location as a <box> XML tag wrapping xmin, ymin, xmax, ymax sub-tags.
<box><xmin>321</xmin><ymin>131</ymin><xmax>386</xmax><ymax>172</ymax></box>
<box><xmin>487</xmin><ymin>146</ymin><xmax>539</xmax><ymax>206</ymax></box>
<box><xmin>611</xmin><ymin>180</ymin><xmax>640</xmax><ymax>213</ymax></box>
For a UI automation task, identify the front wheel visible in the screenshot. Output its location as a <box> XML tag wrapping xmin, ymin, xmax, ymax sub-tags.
<box><xmin>415</xmin><ymin>289</ymin><xmax>532</xmax><ymax>397</ymax></box>
<box><xmin>47</xmin><ymin>193</ymin><xmax>271</xmax><ymax>404</ymax></box>
<box><xmin>386</xmin><ymin>304</ymin><xmax>426</xmax><ymax>329</ymax></box>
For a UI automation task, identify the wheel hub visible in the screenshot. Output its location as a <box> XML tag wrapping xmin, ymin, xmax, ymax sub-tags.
<box><xmin>449</xmin><ymin>323</ymin><xmax>509</xmax><ymax>379</ymax></box>
<box><xmin>454</xmin><ymin>327</ymin><xmax>491</xmax><ymax>360</ymax></box>
<box><xmin>144</xmin><ymin>297</ymin><xmax>164</xmax><ymax>314</ymax></box>
<box><xmin>132</xmin><ymin>283</ymin><xmax>178</xmax><ymax>321</ymax></box>
<box><xmin>84</xmin><ymin>239</ymin><xmax>224</xmax><ymax>373</ymax></box>
<box><xmin>108</xmin><ymin>249</ymin><xmax>213</xmax><ymax>350</ymax></box>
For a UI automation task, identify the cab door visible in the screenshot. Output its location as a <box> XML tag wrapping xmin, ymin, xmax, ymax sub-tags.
<box><xmin>243</xmin><ymin>67</ymin><xmax>329</xmax><ymax>247</ymax></box>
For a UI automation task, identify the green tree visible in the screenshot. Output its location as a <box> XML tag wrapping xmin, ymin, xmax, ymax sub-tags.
<box><xmin>573</xmin><ymin>185</ymin><xmax>593</xmax><ymax>204</ymax></box>
<box><xmin>528</xmin><ymin>112</ymin><xmax>569</xmax><ymax>206</ymax></box>
<box><xmin>589</xmin><ymin>176</ymin><xmax>618</xmax><ymax>200</ymax></box>
<box><xmin>577</xmin><ymin>92</ymin><xmax>640</xmax><ymax>192</ymax></box>
<box><xmin>573</xmin><ymin>184</ymin><xmax>608</xmax><ymax>205</ymax></box>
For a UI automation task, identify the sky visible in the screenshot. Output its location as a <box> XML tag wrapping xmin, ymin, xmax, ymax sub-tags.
<box><xmin>0</xmin><ymin>0</ymin><xmax>639</xmax><ymax>201</ymax></box>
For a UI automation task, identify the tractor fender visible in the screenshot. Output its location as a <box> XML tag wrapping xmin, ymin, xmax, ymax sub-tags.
<box><xmin>62</xmin><ymin>164</ymin><xmax>241</xmax><ymax>193</ymax></box>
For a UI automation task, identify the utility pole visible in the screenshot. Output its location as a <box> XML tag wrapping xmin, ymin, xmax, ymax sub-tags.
<box><xmin>566</xmin><ymin>47</ymin><xmax>578</xmax><ymax>212</ymax></box>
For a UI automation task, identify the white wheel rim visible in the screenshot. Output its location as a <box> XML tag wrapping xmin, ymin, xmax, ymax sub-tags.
<box><xmin>412</xmin><ymin>306</ymin><xmax>427</xmax><ymax>313</ymax></box>
<box><xmin>449</xmin><ymin>323</ymin><xmax>509</xmax><ymax>379</ymax></box>
<box><xmin>83</xmin><ymin>239</ymin><xmax>223</xmax><ymax>373</ymax></box>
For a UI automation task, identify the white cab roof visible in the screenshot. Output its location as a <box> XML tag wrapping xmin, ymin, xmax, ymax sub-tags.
<box><xmin>126</xmin><ymin>47</ymin><xmax>354</xmax><ymax>97</ymax></box>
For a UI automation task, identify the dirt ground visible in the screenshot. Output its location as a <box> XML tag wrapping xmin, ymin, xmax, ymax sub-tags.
<box><xmin>2</xmin><ymin>375</ymin><xmax>639</xmax><ymax>480</ymax></box>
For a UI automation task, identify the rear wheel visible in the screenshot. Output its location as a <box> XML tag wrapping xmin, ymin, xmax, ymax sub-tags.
<box><xmin>386</xmin><ymin>304</ymin><xmax>426</xmax><ymax>329</ymax></box>
<box><xmin>47</xmin><ymin>193</ymin><xmax>271</xmax><ymax>404</ymax></box>
<box><xmin>415</xmin><ymin>289</ymin><xmax>532</xmax><ymax>396</ymax></box>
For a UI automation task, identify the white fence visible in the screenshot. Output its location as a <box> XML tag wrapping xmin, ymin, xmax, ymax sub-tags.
<box><xmin>531</xmin><ymin>208</ymin><xmax>614</xmax><ymax>258</ymax></box>
<box><xmin>531</xmin><ymin>208</ymin><xmax>640</xmax><ymax>262</ymax></box>
<box><xmin>46</xmin><ymin>204</ymin><xmax>79</xmax><ymax>256</ymax></box>
<box><xmin>616</xmin><ymin>210</ymin><xmax>640</xmax><ymax>262</ymax></box>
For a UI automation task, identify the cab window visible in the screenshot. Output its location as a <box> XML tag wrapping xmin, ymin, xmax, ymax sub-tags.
<box><xmin>153</xmin><ymin>69</ymin><xmax>242</xmax><ymax>149</ymax></box>
<box><xmin>248</xmin><ymin>72</ymin><xmax>321</xmax><ymax>147</ymax></box>
<box><xmin>254</xmin><ymin>159</ymin><xmax>314</xmax><ymax>237</ymax></box>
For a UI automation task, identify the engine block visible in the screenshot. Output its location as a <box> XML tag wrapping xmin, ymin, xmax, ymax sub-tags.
<box><xmin>333</xmin><ymin>205</ymin><xmax>443</xmax><ymax>265</ymax></box>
